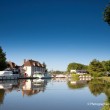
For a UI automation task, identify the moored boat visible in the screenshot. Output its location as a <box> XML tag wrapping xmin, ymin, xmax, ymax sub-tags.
<box><xmin>0</xmin><ymin>70</ymin><xmax>19</xmax><ymax>80</ymax></box>
<box><xmin>33</xmin><ymin>72</ymin><xmax>52</xmax><ymax>79</ymax></box>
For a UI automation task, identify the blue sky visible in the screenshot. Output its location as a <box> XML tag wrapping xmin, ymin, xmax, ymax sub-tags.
<box><xmin>0</xmin><ymin>0</ymin><xmax>110</xmax><ymax>71</ymax></box>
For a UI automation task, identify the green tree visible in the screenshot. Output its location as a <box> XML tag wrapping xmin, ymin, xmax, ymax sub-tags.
<box><xmin>0</xmin><ymin>46</ymin><xmax>7</xmax><ymax>70</ymax></box>
<box><xmin>88</xmin><ymin>59</ymin><xmax>105</xmax><ymax>77</ymax></box>
<box><xmin>102</xmin><ymin>60</ymin><xmax>110</xmax><ymax>72</ymax></box>
<box><xmin>67</xmin><ymin>62</ymin><xmax>88</xmax><ymax>72</ymax></box>
<box><xmin>104</xmin><ymin>3</ymin><xmax>110</xmax><ymax>25</ymax></box>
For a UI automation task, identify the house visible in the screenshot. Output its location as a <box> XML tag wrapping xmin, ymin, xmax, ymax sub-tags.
<box><xmin>70</xmin><ymin>69</ymin><xmax>88</xmax><ymax>75</ymax></box>
<box><xmin>6</xmin><ymin>61</ymin><xmax>20</xmax><ymax>74</ymax></box>
<box><xmin>23</xmin><ymin>59</ymin><xmax>46</xmax><ymax>77</ymax></box>
<box><xmin>76</xmin><ymin>70</ymin><xmax>88</xmax><ymax>75</ymax></box>
<box><xmin>7</xmin><ymin>61</ymin><xmax>17</xmax><ymax>69</ymax></box>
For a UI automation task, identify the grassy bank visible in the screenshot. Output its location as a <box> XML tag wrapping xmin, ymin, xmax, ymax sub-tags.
<box><xmin>97</xmin><ymin>77</ymin><xmax>110</xmax><ymax>83</ymax></box>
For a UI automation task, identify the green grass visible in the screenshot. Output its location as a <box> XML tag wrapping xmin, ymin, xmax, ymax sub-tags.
<box><xmin>98</xmin><ymin>77</ymin><xmax>110</xmax><ymax>82</ymax></box>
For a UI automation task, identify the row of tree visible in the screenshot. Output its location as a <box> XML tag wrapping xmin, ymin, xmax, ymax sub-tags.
<box><xmin>67</xmin><ymin>59</ymin><xmax>110</xmax><ymax>77</ymax></box>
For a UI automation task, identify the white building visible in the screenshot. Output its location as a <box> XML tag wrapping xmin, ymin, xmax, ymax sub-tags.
<box><xmin>70</xmin><ymin>69</ymin><xmax>88</xmax><ymax>75</ymax></box>
<box><xmin>23</xmin><ymin>59</ymin><xmax>46</xmax><ymax>77</ymax></box>
<box><xmin>70</xmin><ymin>70</ymin><xmax>76</xmax><ymax>73</ymax></box>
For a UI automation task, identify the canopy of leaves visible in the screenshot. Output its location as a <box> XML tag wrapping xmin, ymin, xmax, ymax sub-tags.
<box><xmin>0</xmin><ymin>46</ymin><xmax>7</xmax><ymax>70</ymax></box>
<box><xmin>104</xmin><ymin>3</ymin><xmax>110</xmax><ymax>25</ymax></box>
<box><xmin>102</xmin><ymin>60</ymin><xmax>110</xmax><ymax>72</ymax></box>
<box><xmin>88</xmin><ymin>59</ymin><xmax>105</xmax><ymax>77</ymax></box>
<box><xmin>67</xmin><ymin>62</ymin><xmax>88</xmax><ymax>72</ymax></box>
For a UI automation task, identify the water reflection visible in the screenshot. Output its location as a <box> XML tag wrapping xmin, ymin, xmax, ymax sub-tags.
<box><xmin>0</xmin><ymin>89</ymin><xmax>5</xmax><ymax>105</ymax></box>
<box><xmin>22</xmin><ymin>79</ymin><xmax>47</xmax><ymax>96</ymax></box>
<box><xmin>67</xmin><ymin>77</ymin><xmax>90</xmax><ymax>89</ymax></box>
<box><xmin>88</xmin><ymin>78</ymin><xmax>110</xmax><ymax>110</ymax></box>
<box><xmin>0</xmin><ymin>78</ymin><xmax>110</xmax><ymax>110</ymax></box>
<box><xmin>0</xmin><ymin>79</ymin><xmax>47</xmax><ymax>105</ymax></box>
<box><xmin>67</xmin><ymin>77</ymin><xmax>110</xmax><ymax>110</ymax></box>
<box><xmin>0</xmin><ymin>80</ymin><xmax>19</xmax><ymax>105</ymax></box>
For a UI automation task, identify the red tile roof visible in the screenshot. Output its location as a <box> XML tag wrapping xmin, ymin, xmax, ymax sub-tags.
<box><xmin>23</xmin><ymin>59</ymin><xmax>45</xmax><ymax>67</ymax></box>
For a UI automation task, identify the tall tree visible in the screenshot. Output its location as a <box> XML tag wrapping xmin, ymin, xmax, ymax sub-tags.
<box><xmin>88</xmin><ymin>59</ymin><xmax>105</xmax><ymax>77</ymax></box>
<box><xmin>0</xmin><ymin>46</ymin><xmax>7</xmax><ymax>70</ymax></box>
<box><xmin>102</xmin><ymin>60</ymin><xmax>110</xmax><ymax>72</ymax></box>
<box><xmin>104</xmin><ymin>3</ymin><xmax>110</xmax><ymax>25</ymax></box>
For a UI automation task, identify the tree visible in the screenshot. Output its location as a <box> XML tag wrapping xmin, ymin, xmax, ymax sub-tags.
<box><xmin>104</xmin><ymin>3</ymin><xmax>110</xmax><ymax>25</ymax></box>
<box><xmin>88</xmin><ymin>59</ymin><xmax>105</xmax><ymax>77</ymax></box>
<box><xmin>0</xmin><ymin>46</ymin><xmax>7</xmax><ymax>70</ymax></box>
<box><xmin>67</xmin><ymin>62</ymin><xmax>88</xmax><ymax>72</ymax></box>
<box><xmin>102</xmin><ymin>60</ymin><xmax>110</xmax><ymax>72</ymax></box>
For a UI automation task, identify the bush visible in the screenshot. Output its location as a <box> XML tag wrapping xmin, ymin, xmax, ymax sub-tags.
<box><xmin>71</xmin><ymin>73</ymin><xmax>79</xmax><ymax>81</ymax></box>
<box><xmin>91</xmin><ymin>72</ymin><xmax>104</xmax><ymax>77</ymax></box>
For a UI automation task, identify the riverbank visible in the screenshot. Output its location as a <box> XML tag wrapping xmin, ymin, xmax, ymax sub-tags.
<box><xmin>97</xmin><ymin>77</ymin><xmax>110</xmax><ymax>82</ymax></box>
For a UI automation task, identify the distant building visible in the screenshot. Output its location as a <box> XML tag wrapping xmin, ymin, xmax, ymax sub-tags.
<box><xmin>7</xmin><ymin>61</ymin><xmax>17</xmax><ymax>69</ymax></box>
<box><xmin>6</xmin><ymin>61</ymin><xmax>21</xmax><ymax>74</ymax></box>
<box><xmin>23</xmin><ymin>59</ymin><xmax>46</xmax><ymax>77</ymax></box>
<box><xmin>70</xmin><ymin>70</ymin><xmax>76</xmax><ymax>73</ymax></box>
<box><xmin>76</xmin><ymin>70</ymin><xmax>88</xmax><ymax>75</ymax></box>
<box><xmin>70</xmin><ymin>69</ymin><xmax>88</xmax><ymax>75</ymax></box>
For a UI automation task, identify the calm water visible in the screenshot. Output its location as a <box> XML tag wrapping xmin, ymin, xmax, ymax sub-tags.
<box><xmin>0</xmin><ymin>78</ymin><xmax>109</xmax><ymax>110</ymax></box>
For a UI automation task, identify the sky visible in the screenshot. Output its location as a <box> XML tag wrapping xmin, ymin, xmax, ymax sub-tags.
<box><xmin>0</xmin><ymin>0</ymin><xmax>110</xmax><ymax>71</ymax></box>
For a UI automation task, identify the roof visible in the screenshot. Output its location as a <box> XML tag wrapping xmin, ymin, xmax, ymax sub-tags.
<box><xmin>7</xmin><ymin>61</ymin><xmax>17</xmax><ymax>68</ymax></box>
<box><xmin>76</xmin><ymin>70</ymin><xmax>88</xmax><ymax>73</ymax></box>
<box><xmin>23</xmin><ymin>59</ymin><xmax>45</xmax><ymax>67</ymax></box>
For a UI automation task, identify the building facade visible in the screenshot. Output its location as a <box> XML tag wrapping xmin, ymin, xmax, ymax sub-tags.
<box><xmin>23</xmin><ymin>59</ymin><xmax>46</xmax><ymax>77</ymax></box>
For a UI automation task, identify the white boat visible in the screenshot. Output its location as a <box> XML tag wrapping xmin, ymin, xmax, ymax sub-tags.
<box><xmin>33</xmin><ymin>72</ymin><xmax>52</xmax><ymax>79</ymax></box>
<box><xmin>0</xmin><ymin>71</ymin><xmax>19</xmax><ymax>79</ymax></box>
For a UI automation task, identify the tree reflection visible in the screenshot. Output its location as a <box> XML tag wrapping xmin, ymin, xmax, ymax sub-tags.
<box><xmin>67</xmin><ymin>79</ymin><xmax>88</xmax><ymax>89</ymax></box>
<box><xmin>102</xmin><ymin>98</ymin><xmax>110</xmax><ymax>110</ymax></box>
<box><xmin>88</xmin><ymin>79</ymin><xmax>105</xmax><ymax>96</ymax></box>
<box><xmin>0</xmin><ymin>89</ymin><xmax>5</xmax><ymax>105</ymax></box>
<box><xmin>88</xmin><ymin>78</ymin><xmax>110</xmax><ymax>110</ymax></box>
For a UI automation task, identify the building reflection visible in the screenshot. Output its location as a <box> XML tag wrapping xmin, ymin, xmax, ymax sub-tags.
<box><xmin>0</xmin><ymin>79</ymin><xmax>47</xmax><ymax>104</ymax></box>
<box><xmin>0</xmin><ymin>80</ymin><xmax>19</xmax><ymax>105</ymax></box>
<box><xmin>67</xmin><ymin>78</ymin><xmax>90</xmax><ymax>89</ymax></box>
<box><xmin>22</xmin><ymin>79</ymin><xmax>47</xmax><ymax>96</ymax></box>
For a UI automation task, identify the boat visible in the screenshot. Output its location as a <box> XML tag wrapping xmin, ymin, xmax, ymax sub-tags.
<box><xmin>0</xmin><ymin>69</ymin><xmax>19</xmax><ymax>80</ymax></box>
<box><xmin>33</xmin><ymin>72</ymin><xmax>52</xmax><ymax>79</ymax></box>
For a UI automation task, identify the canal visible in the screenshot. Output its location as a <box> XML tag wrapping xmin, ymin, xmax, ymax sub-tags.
<box><xmin>0</xmin><ymin>78</ymin><xmax>108</xmax><ymax>110</ymax></box>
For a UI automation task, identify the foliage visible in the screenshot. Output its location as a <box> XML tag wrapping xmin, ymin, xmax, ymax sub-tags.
<box><xmin>104</xmin><ymin>3</ymin><xmax>110</xmax><ymax>25</ymax></box>
<box><xmin>67</xmin><ymin>81</ymin><xmax>86</xmax><ymax>89</ymax></box>
<box><xmin>0</xmin><ymin>46</ymin><xmax>7</xmax><ymax>70</ymax></box>
<box><xmin>87</xmin><ymin>78</ymin><xmax>110</xmax><ymax>110</ymax></box>
<box><xmin>101</xmin><ymin>98</ymin><xmax>110</xmax><ymax>110</ymax></box>
<box><xmin>0</xmin><ymin>89</ymin><xmax>5</xmax><ymax>104</ymax></box>
<box><xmin>88</xmin><ymin>79</ymin><xmax>105</xmax><ymax>96</ymax></box>
<box><xmin>67</xmin><ymin>62</ymin><xmax>88</xmax><ymax>72</ymax></box>
<box><xmin>88</xmin><ymin>59</ymin><xmax>105</xmax><ymax>77</ymax></box>
<box><xmin>102</xmin><ymin>60</ymin><xmax>110</xmax><ymax>72</ymax></box>
<box><xmin>71</xmin><ymin>73</ymin><xmax>79</xmax><ymax>81</ymax></box>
